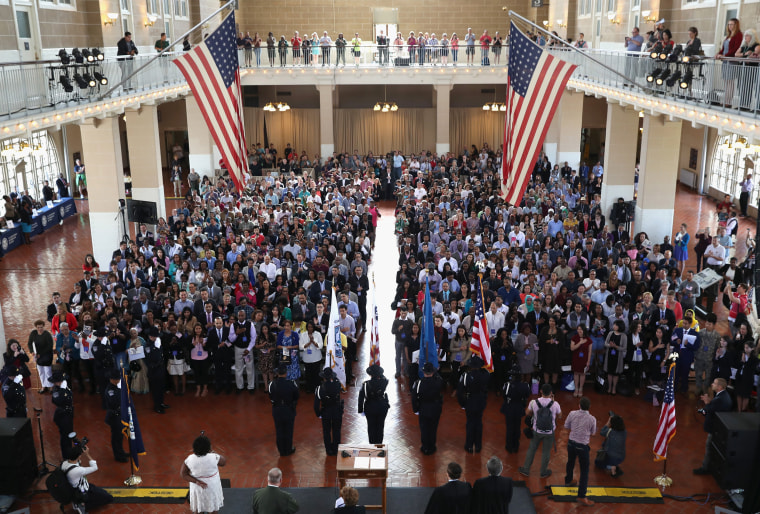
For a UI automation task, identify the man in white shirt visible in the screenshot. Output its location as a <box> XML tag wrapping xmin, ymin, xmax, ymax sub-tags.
<box><xmin>62</xmin><ymin>445</ymin><xmax>114</xmax><ymax>513</ymax></box>
<box><xmin>704</xmin><ymin>239</ymin><xmax>725</xmax><ymax>270</ymax></box>
<box><xmin>508</xmin><ymin>227</ymin><xmax>525</xmax><ymax>248</ymax></box>
<box><xmin>438</xmin><ymin>250</ymin><xmax>459</xmax><ymax>273</ymax></box>
<box><xmin>485</xmin><ymin>302</ymin><xmax>505</xmax><ymax>338</ymax></box>
<box><xmin>259</xmin><ymin>254</ymin><xmax>278</xmax><ymax>282</ymax></box>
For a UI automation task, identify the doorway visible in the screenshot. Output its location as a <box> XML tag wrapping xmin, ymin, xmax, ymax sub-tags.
<box><xmin>14</xmin><ymin>6</ymin><xmax>40</xmax><ymax>61</ymax></box>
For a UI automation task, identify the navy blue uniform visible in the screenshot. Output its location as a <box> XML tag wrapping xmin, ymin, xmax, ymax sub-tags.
<box><xmin>500</xmin><ymin>379</ymin><xmax>530</xmax><ymax>453</ymax></box>
<box><xmin>672</xmin><ymin>326</ymin><xmax>700</xmax><ymax>393</ymax></box>
<box><xmin>358</xmin><ymin>376</ymin><xmax>389</xmax><ymax>444</ymax></box>
<box><xmin>2</xmin><ymin>378</ymin><xmax>26</xmax><ymax>418</ymax></box>
<box><xmin>103</xmin><ymin>382</ymin><xmax>128</xmax><ymax>461</ymax></box>
<box><xmin>314</xmin><ymin>378</ymin><xmax>343</xmax><ymax>455</ymax></box>
<box><xmin>51</xmin><ymin>383</ymin><xmax>74</xmax><ymax>458</ymax></box>
<box><xmin>144</xmin><ymin>342</ymin><xmax>165</xmax><ymax>411</ymax></box>
<box><xmin>412</xmin><ymin>373</ymin><xmax>444</xmax><ymax>454</ymax></box>
<box><xmin>458</xmin><ymin>367</ymin><xmax>489</xmax><ymax>452</ymax></box>
<box><xmin>269</xmin><ymin>377</ymin><xmax>299</xmax><ymax>456</ymax></box>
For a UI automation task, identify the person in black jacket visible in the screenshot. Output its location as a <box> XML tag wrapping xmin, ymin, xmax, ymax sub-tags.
<box><xmin>207</xmin><ymin>317</ymin><xmax>235</xmax><ymax>394</ymax></box>
<box><xmin>314</xmin><ymin>367</ymin><xmax>343</xmax><ymax>456</ymax></box>
<box><xmin>458</xmin><ymin>355</ymin><xmax>489</xmax><ymax>453</ymax></box>
<box><xmin>144</xmin><ymin>327</ymin><xmax>169</xmax><ymax>414</ymax></box>
<box><xmin>470</xmin><ymin>456</ymin><xmax>514</xmax><ymax>514</ymax></box>
<box><xmin>501</xmin><ymin>367</ymin><xmax>530</xmax><ymax>454</ymax></box>
<box><xmin>412</xmin><ymin>362</ymin><xmax>444</xmax><ymax>455</ymax></box>
<box><xmin>349</xmin><ymin>266</ymin><xmax>370</xmax><ymax>330</ymax></box>
<box><xmin>424</xmin><ymin>461</ymin><xmax>472</xmax><ymax>514</ymax></box>
<box><xmin>116</xmin><ymin>32</ymin><xmax>138</xmax><ymax>90</ymax></box>
<box><xmin>268</xmin><ymin>364</ymin><xmax>299</xmax><ymax>456</ymax></box>
<box><xmin>693</xmin><ymin>378</ymin><xmax>733</xmax><ymax>474</ymax></box>
<box><xmin>51</xmin><ymin>370</ymin><xmax>74</xmax><ymax>458</ymax></box>
<box><xmin>103</xmin><ymin>369</ymin><xmax>129</xmax><ymax>462</ymax></box>
<box><xmin>358</xmin><ymin>364</ymin><xmax>389</xmax><ymax>444</ymax></box>
<box><xmin>2</xmin><ymin>369</ymin><xmax>27</xmax><ymax>418</ymax></box>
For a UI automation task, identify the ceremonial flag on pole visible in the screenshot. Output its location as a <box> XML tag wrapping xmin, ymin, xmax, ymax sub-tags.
<box><xmin>120</xmin><ymin>369</ymin><xmax>146</xmax><ymax>470</ymax></box>
<box><xmin>470</xmin><ymin>276</ymin><xmax>494</xmax><ymax>372</ymax></box>
<box><xmin>653</xmin><ymin>361</ymin><xmax>677</xmax><ymax>461</ymax></box>
<box><xmin>369</xmin><ymin>277</ymin><xmax>380</xmax><ymax>366</ymax></box>
<box><xmin>419</xmin><ymin>277</ymin><xmax>438</xmax><ymax>378</ymax></box>
<box><xmin>324</xmin><ymin>288</ymin><xmax>347</xmax><ymax>388</ymax></box>
<box><xmin>173</xmin><ymin>12</ymin><xmax>248</xmax><ymax>192</ymax></box>
<box><xmin>501</xmin><ymin>22</ymin><xmax>577</xmax><ymax>206</ymax></box>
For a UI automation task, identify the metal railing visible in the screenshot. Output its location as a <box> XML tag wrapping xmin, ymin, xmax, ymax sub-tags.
<box><xmin>551</xmin><ymin>48</ymin><xmax>760</xmax><ymax>117</ymax></box>
<box><xmin>0</xmin><ymin>52</ymin><xmax>187</xmax><ymax>119</ymax></box>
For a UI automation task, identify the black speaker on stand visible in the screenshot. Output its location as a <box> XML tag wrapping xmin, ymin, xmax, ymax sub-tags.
<box><xmin>126</xmin><ymin>199</ymin><xmax>158</xmax><ymax>226</ymax></box>
<box><xmin>0</xmin><ymin>417</ymin><xmax>38</xmax><ymax>495</ymax></box>
<box><xmin>708</xmin><ymin>412</ymin><xmax>760</xmax><ymax>490</ymax></box>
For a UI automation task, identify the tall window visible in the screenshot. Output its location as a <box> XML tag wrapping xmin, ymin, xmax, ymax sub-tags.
<box><xmin>0</xmin><ymin>131</ymin><xmax>62</xmax><ymax>211</ymax></box>
<box><xmin>146</xmin><ymin>0</ymin><xmax>158</xmax><ymax>15</ymax></box>
<box><xmin>710</xmin><ymin>135</ymin><xmax>760</xmax><ymax>204</ymax></box>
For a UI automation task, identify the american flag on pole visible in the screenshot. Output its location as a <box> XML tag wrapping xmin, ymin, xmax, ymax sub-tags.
<box><xmin>369</xmin><ymin>276</ymin><xmax>380</xmax><ymax>366</ymax></box>
<box><xmin>469</xmin><ymin>276</ymin><xmax>493</xmax><ymax>372</ymax></box>
<box><xmin>653</xmin><ymin>361</ymin><xmax>677</xmax><ymax>461</ymax></box>
<box><xmin>501</xmin><ymin>22</ymin><xmax>577</xmax><ymax>206</ymax></box>
<box><xmin>173</xmin><ymin>12</ymin><xmax>247</xmax><ymax>192</ymax></box>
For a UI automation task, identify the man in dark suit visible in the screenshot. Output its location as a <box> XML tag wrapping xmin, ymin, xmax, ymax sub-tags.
<box><xmin>77</xmin><ymin>271</ymin><xmax>97</xmax><ymax>295</ymax></box>
<box><xmin>130</xmin><ymin>291</ymin><xmax>158</xmax><ymax>321</ymax></box>
<box><xmin>251</xmin><ymin>467</ymin><xmax>299</xmax><ymax>514</ymax></box>
<box><xmin>308</xmin><ymin>271</ymin><xmax>332</xmax><ymax>305</ymax></box>
<box><xmin>651</xmin><ymin>297</ymin><xmax>676</xmax><ymax>335</ymax></box>
<box><xmin>123</xmin><ymin>262</ymin><xmax>146</xmax><ymax>290</ymax></box>
<box><xmin>424</xmin><ymin>461</ymin><xmax>472</xmax><ymax>514</ymax></box>
<box><xmin>193</xmin><ymin>289</ymin><xmax>216</xmax><ymax>321</ymax></box>
<box><xmin>207</xmin><ymin>316</ymin><xmax>235</xmax><ymax>394</ymax></box>
<box><xmin>291</xmin><ymin>292</ymin><xmax>316</xmax><ymax>325</ymax></box>
<box><xmin>470</xmin><ymin>456</ymin><xmax>514</xmax><ymax>514</ymax></box>
<box><xmin>46</xmin><ymin>291</ymin><xmax>68</xmax><ymax>322</ymax></box>
<box><xmin>693</xmin><ymin>378</ymin><xmax>733</xmax><ymax>475</ymax></box>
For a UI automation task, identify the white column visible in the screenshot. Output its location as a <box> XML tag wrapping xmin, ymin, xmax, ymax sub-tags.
<box><xmin>601</xmin><ymin>104</ymin><xmax>638</xmax><ymax>222</ymax></box>
<box><xmin>318</xmin><ymin>84</ymin><xmax>333</xmax><ymax>158</ymax></box>
<box><xmin>79</xmin><ymin>116</ymin><xmax>126</xmax><ymax>268</ymax></box>
<box><xmin>544</xmin><ymin>90</ymin><xmax>583</xmax><ymax>168</ymax></box>
<box><xmin>635</xmin><ymin>114</ymin><xmax>683</xmax><ymax>244</ymax></box>
<box><xmin>126</xmin><ymin>105</ymin><xmax>167</xmax><ymax>219</ymax></box>
<box><xmin>435</xmin><ymin>83</ymin><xmax>451</xmax><ymax>156</ymax></box>
<box><xmin>186</xmin><ymin>95</ymin><xmax>216</xmax><ymax>178</ymax></box>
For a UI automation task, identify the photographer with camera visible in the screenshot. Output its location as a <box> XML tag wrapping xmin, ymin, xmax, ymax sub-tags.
<box><xmin>62</xmin><ymin>444</ymin><xmax>114</xmax><ymax>513</ymax></box>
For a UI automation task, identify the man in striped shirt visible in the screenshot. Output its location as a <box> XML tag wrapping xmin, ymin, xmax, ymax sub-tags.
<box><xmin>563</xmin><ymin>397</ymin><xmax>597</xmax><ymax>506</ymax></box>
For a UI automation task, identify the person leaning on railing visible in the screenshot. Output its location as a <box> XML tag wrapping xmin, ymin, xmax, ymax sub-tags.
<box><xmin>716</xmin><ymin>18</ymin><xmax>743</xmax><ymax>106</ymax></box>
<box><xmin>734</xmin><ymin>29</ymin><xmax>758</xmax><ymax>109</ymax></box>
<box><xmin>684</xmin><ymin>27</ymin><xmax>702</xmax><ymax>57</ymax></box>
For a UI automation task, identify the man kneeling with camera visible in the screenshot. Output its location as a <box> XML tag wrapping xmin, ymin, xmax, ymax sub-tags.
<box><xmin>61</xmin><ymin>444</ymin><xmax>114</xmax><ymax>513</ymax></box>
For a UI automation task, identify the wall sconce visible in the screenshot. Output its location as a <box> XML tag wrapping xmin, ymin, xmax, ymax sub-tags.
<box><xmin>556</xmin><ymin>19</ymin><xmax>567</xmax><ymax>28</ymax></box>
<box><xmin>144</xmin><ymin>15</ymin><xmax>158</xmax><ymax>27</ymax></box>
<box><xmin>104</xmin><ymin>12</ymin><xmax>118</xmax><ymax>26</ymax></box>
<box><xmin>608</xmin><ymin>12</ymin><xmax>621</xmax><ymax>24</ymax></box>
<box><xmin>642</xmin><ymin>10</ymin><xmax>657</xmax><ymax>22</ymax></box>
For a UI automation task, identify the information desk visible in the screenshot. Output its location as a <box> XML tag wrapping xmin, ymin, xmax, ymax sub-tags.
<box><xmin>0</xmin><ymin>198</ymin><xmax>77</xmax><ymax>254</ymax></box>
<box><xmin>336</xmin><ymin>444</ymin><xmax>388</xmax><ymax>513</ymax></box>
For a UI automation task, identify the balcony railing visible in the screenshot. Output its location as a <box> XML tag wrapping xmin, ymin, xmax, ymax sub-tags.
<box><xmin>0</xmin><ymin>53</ymin><xmax>187</xmax><ymax>120</ymax></box>
<box><xmin>550</xmin><ymin>48</ymin><xmax>760</xmax><ymax>117</ymax></box>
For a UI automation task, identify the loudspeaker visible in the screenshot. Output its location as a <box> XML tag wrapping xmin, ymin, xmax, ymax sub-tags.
<box><xmin>708</xmin><ymin>412</ymin><xmax>760</xmax><ymax>489</ymax></box>
<box><xmin>126</xmin><ymin>199</ymin><xmax>158</xmax><ymax>225</ymax></box>
<box><xmin>0</xmin><ymin>418</ymin><xmax>38</xmax><ymax>495</ymax></box>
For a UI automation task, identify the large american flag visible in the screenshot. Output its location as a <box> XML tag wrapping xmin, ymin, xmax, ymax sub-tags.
<box><xmin>369</xmin><ymin>277</ymin><xmax>380</xmax><ymax>366</ymax></box>
<box><xmin>653</xmin><ymin>361</ymin><xmax>677</xmax><ymax>461</ymax></box>
<box><xmin>501</xmin><ymin>22</ymin><xmax>577</xmax><ymax>206</ymax></box>
<box><xmin>173</xmin><ymin>12</ymin><xmax>247</xmax><ymax>192</ymax></box>
<box><xmin>469</xmin><ymin>276</ymin><xmax>493</xmax><ymax>372</ymax></box>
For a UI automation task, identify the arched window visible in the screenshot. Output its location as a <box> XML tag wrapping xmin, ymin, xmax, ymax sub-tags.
<box><xmin>710</xmin><ymin>134</ymin><xmax>760</xmax><ymax>205</ymax></box>
<box><xmin>0</xmin><ymin>130</ymin><xmax>62</xmax><ymax>214</ymax></box>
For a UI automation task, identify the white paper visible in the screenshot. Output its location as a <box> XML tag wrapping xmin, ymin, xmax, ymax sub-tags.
<box><xmin>353</xmin><ymin>457</ymin><xmax>370</xmax><ymax>469</ymax></box>
<box><xmin>47</xmin><ymin>201</ymin><xmax>54</xmax><ymax>208</ymax></box>
<box><xmin>7</xmin><ymin>221</ymin><xmax>14</xmax><ymax>228</ymax></box>
<box><xmin>370</xmin><ymin>457</ymin><xmax>385</xmax><ymax>470</ymax></box>
<box><xmin>412</xmin><ymin>350</ymin><xmax>419</xmax><ymax>364</ymax></box>
<box><xmin>128</xmin><ymin>346</ymin><xmax>146</xmax><ymax>361</ymax></box>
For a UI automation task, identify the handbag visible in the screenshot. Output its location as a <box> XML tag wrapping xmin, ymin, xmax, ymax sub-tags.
<box><xmin>595</xmin><ymin>449</ymin><xmax>608</xmax><ymax>465</ymax></box>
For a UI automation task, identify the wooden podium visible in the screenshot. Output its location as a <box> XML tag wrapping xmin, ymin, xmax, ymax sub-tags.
<box><xmin>336</xmin><ymin>444</ymin><xmax>388</xmax><ymax>513</ymax></box>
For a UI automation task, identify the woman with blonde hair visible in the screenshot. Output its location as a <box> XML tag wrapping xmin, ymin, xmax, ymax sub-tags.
<box><xmin>716</xmin><ymin>18</ymin><xmax>743</xmax><ymax>106</ymax></box>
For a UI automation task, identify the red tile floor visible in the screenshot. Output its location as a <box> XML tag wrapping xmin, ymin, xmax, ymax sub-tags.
<box><xmin>0</xmin><ymin>185</ymin><xmax>752</xmax><ymax>513</ymax></box>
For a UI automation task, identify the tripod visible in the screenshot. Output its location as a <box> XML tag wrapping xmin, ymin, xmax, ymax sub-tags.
<box><xmin>114</xmin><ymin>200</ymin><xmax>131</xmax><ymax>244</ymax></box>
<box><xmin>34</xmin><ymin>408</ymin><xmax>57</xmax><ymax>477</ymax></box>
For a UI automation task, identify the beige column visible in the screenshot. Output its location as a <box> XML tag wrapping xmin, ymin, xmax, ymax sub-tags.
<box><xmin>601</xmin><ymin>104</ymin><xmax>639</xmax><ymax>223</ymax></box>
<box><xmin>126</xmin><ymin>105</ymin><xmax>167</xmax><ymax>220</ymax></box>
<box><xmin>317</xmin><ymin>84</ymin><xmax>333</xmax><ymax>159</ymax></box>
<box><xmin>635</xmin><ymin>114</ymin><xmax>683</xmax><ymax>244</ymax></box>
<box><xmin>79</xmin><ymin>116</ymin><xmax>126</xmax><ymax>268</ymax></box>
<box><xmin>434</xmin><ymin>83</ymin><xmax>452</xmax><ymax>156</ymax></box>
<box><xmin>186</xmin><ymin>95</ymin><xmax>216</xmax><ymax>179</ymax></box>
<box><xmin>544</xmin><ymin>90</ymin><xmax>583</xmax><ymax>168</ymax></box>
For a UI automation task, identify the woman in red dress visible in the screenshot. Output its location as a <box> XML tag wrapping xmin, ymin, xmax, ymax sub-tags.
<box><xmin>570</xmin><ymin>325</ymin><xmax>592</xmax><ymax>397</ymax></box>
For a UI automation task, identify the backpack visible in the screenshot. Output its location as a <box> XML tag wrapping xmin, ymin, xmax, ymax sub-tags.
<box><xmin>535</xmin><ymin>399</ymin><xmax>555</xmax><ymax>433</ymax></box>
<box><xmin>46</xmin><ymin>465</ymin><xmax>78</xmax><ymax>504</ymax></box>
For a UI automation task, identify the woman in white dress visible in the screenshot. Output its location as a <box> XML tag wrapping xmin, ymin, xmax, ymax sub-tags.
<box><xmin>180</xmin><ymin>435</ymin><xmax>226</xmax><ymax>514</ymax></box>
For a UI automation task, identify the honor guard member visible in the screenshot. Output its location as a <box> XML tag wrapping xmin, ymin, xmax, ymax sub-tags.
<box><xmin>672</xmin><ymin>310</ymin><xmax>701</xmax><ymax>394</ymax></box>
<box><xmin>358</xmin><ymin>364</ymin><xmax>390</xmax><ymax>444</ymax></box>
<box><xmin>269</xmin><ymin>364</ymin><xmax>299</xmax><ymax>456</ymax></box>
<box><xmin>501</xmin><ymin>365</ymin><xmax>530</xmax><ymax>454</ymax></box>
<box><xmin>145</xmin><ymin>328</ymin><xmax>170</xmax><ymax>414</ymax></box>
<box><xmin>104</xmin><ymin>369</ymin><xmax>129</xmax><ymax>462</ymax></box>
<box><xmin>314</xmin><ymin>367</ymin><xmax>343</xmax><ymax>456</ymax></box>
<box><xmin>457</xmin><ymin>355</ymin><xmax>489</xmax><ymax>453</ymax></box>
<box><xmin>90</xmin><ymin>327</ymin><xmax>115</xmax><ymax>403</ymax></box>
<box><xmin>51</xmin><ymin>370</ymin><xmax>74</xmax><ymax>458</ymax></box>
<box><xmin>412</xmin><ymin>362</ymin><xmax>444</xmax><ymax>455</ymax></box>
<box><xmin>2</xmin><ymin>368</ymin><xmax>27</xmax><ymax>418</ymax></box>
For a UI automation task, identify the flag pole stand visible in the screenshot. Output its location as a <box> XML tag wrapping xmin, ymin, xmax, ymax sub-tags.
<box><xmin>124</xmin><ymin>440</ymin><xmax>142</xmax><ymax>486</ymax></box>
<box><xmin>654</xmin><ymin>459</ymin><xmax>672</xmax><ymax>490</ymax></box>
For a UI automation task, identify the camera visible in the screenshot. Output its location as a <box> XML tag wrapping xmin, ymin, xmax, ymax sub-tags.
<box><xmin>68</xmin><ymin>432</ymin><xmax>89</xmax><ymax>450</ymax></box>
